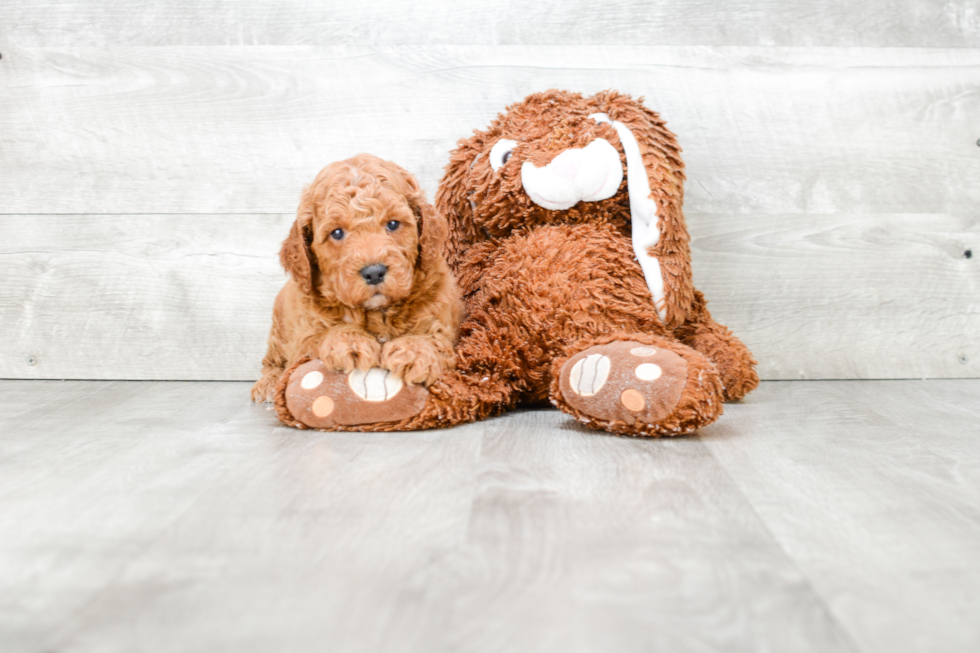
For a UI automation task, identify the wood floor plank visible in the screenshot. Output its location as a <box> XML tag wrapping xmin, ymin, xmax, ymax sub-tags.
<box><xmin>0</xmin><ymin>381</ymin><xmax>485</xmax><ymax>653</ymax></box>
<box><xmin>690</xmin><ymin>212</ymin><xmax>980</xmax><ymax>380</ymax></box>
<box><xmin>3</xmin><ymin>212</ymin><xmax>976</xmax><ymax>382</ymax></box>
<box><xmin>51</xmin><ymin>422</ymin><xmax>487</xmax><ymax>653</ymax></box>
<box><xmin>430</xmin><ymin>409</ymin><xmax>854</xmax><ymax>653</ymax></box>
<box><xmin>0</xmin><ymin>380</ymin><xmax>105</xmax><ymax>437</ymax></box>
<box><xmin>0</xmin><ymin>47</ymin><xmax>978</xmax><ymax>216</ymax></box>
<box><xmin>0</xmin><ymin>381</ymin><xmax>854</xmax><ymax>653</ymax></box>
<box><xmin>3</xmin><ymin>0</ymin><xmax>978</xmax><ymax>47</ymax></box>
<box><xmin>5</xmin><ymin>379</ymin><xmax>978</xmax><ymax>652</ymax></box>
<box><xmin>2</xmin><ymin>45</ymin><xmax>978</xmax><ymax>383</ymax></box>
<box><xmin>0</xmin><ymin>382</ymin><xmax>274</xmax><ymax>652</ymax></box>
<box><xmin>0</xmin><ymin>381</ymin><xmax>153</xmax><ymax>461</ymax></box>
<box><xmin>0</xmin><ymin>214</ymin><xmax>290</xmax><ymax>382</ymax></box>
<box><xmin>701</xmin><ymin>380</ymin><xmax>980</xmax><ymax>653</ymax></box>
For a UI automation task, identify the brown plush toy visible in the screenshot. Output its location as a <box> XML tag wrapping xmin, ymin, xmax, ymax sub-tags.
<box><xmin>276</xmin><ymin>89</ymin><xmax>758</xmax><ymax>436</ymax></box>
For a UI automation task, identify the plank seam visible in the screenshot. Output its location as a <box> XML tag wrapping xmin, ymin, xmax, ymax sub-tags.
<box><xmin>700</xmin><ymin>437</ymin><xmax>868</xmax><ymax>653</ymax></box>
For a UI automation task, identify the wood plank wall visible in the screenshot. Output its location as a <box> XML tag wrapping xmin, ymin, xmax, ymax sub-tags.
<box><xmin>1</xmin><ymin>2</ymin><xmax>978</xmax><ymax>381</ymax></box>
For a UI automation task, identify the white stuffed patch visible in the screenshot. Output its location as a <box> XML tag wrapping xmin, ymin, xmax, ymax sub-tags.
<box><xmin>519</xmin><ymin>138</ymin><xmax>623</xmax><ymax>211</ymax></box>
<box><xmin>516</xmin><ymin>114</ymin><xmax>668</xmax><ymax>323</ymax></box>
<box><xmin>348</xmin><ymin>368</ymin><xmax>403</xmax><ymax>402</ymax></box>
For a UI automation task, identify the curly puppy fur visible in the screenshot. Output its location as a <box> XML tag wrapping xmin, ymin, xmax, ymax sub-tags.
<box><xmin>252</xmin><ymin>154</ymin><xmax>461</xmax><ymax>402</ymax></box>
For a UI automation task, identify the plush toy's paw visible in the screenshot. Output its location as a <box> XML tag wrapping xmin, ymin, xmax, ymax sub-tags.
<box><xmin>280</xmin><ymin>359</ymin><xmax>428</xmax><ymax>429</ymax></box>
<box><xmin>553</xmin><ymin>340</ymin><xmax>723</xmax><ymax>437</ymax></box>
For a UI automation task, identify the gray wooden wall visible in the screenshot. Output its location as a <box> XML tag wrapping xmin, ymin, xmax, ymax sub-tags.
<box><xmin>1</xmin><ymin>1</ymin><xmax>978</xmax><ymax>381</ymax></box>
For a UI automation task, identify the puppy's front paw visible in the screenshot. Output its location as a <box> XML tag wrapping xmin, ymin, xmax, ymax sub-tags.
<box><xmin>319</xmin><ymin>331</ymin><xmax>382</xmax><ymax>373</ymax></box>
<box><xmin>251</xmin><ymin>371</ymin><xmax>282</xmax><ymax>403</ymax></box>
<box><xmin>381</xmin><ymin>337</ymin><xmax>454</xmax><ymax>386</ymax></box>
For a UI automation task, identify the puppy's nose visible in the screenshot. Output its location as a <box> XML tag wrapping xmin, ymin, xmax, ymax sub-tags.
<box><xmin>360</xmin><ymin>263</ymin><xmax>388</xmax><ymax>286</ymax></box>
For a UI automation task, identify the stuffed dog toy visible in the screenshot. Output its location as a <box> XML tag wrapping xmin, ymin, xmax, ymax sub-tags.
<box><xmin>276</xmin><ymin>90</ymin><xmax>757</xmax><ymax>436</ymax></box>
<box><xmin>252</xmin><ymin>154</ymin><xmax>461</xmax><ymax>425</ymax></box>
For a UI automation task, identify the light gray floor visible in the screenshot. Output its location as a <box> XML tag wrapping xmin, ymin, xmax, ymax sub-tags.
<box><xmin>1</xmin><ymin>379</ymin><xmax>978</xmax><ymax>653</ymax></box>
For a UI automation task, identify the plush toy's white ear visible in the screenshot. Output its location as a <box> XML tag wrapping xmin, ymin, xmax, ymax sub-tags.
<box><xmin>590</xmin><ymin>113</ymin><xmax>667</xmax><ymax>323</ymax></box>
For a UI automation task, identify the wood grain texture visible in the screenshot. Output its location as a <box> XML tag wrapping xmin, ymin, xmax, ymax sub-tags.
<box><xmin>702</xmin><ymin>379</ymin><xmax>980</xmax><ymax>653</ymax></box>
<box><xmin>1</xmin><ymin>46</ymin><xmax>979</xmax><ymax>216</ymax></box>
<box><xmin>2</xmin><ymin>213</ymin><xmax>976</xmax><ymax>381</ymax></box>
<box><xmin>689</xmin><ymin>212</ymin><xmax>980</xmax><ymax>380</ymax></box>
<box><xmin>0</xmin><ymin>381</ymin><xmax>342</xmax><ymax>652</ymax></box>
<box><xmin>2</xmin><ymin>0</ymin><xmax>979</xmax><ymax>47</ymax></box>
<box><xmin>2</xmin><ymin>46</ymin><xmax>979</xmax><ymax>381</ymax></box>
<box><xmin>0</xmin><ymin>214</ymin><xmax>291</xmax><ymax>381</ymax></box>
<box><xmin>0</xmin><ymin>380</ymin><xmax>856</xmax><ymax>653</ymax></box>
<box><xmin>3</xmin><ymin>379</ymin><xmax>979</xmax><ymax>652</ymax></box>
<box><xmin>432</xmin><ymin>410</ymin><xmax>853</xmax><ymax>653</ymax></box>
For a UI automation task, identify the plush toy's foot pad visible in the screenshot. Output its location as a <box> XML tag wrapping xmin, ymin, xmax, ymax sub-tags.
<box><xmin>284</xmin><ymin>359</ymin><xmax>428</xmax><ymax>428</ymax></box>
<box><xmin>558</xmin><ymin>341</ymin><xmax>688</xmax><ymax>428</ymax></box>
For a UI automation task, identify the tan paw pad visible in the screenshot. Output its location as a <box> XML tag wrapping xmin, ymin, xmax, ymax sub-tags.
<box><xmin>285</xmin><ymin>360</ymin><xmax>428</xmax><ymax>428</ymax></box>
<box><xmin>311</xmin><ymin>395</ymin><xmax>334</xmax><ymax>417</ymax></box>
<box><xmin>630</xmin><ymin>346</ymin><xmax>658</xmax><ymax>357</ymax></box>
<box><xmin>620</xmin><ymin>389</ymin><xmax>645</xmax><ymax>412</ymax></box>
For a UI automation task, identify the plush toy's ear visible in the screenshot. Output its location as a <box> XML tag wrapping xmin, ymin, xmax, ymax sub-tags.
<box><xmin>436</xmin><ymin>142</ymin><xmax>488</xmax><ymax>274</ymax></box>
<box><xmin>280</xmin><ymin>186</ymin><xmax>318</xmax><ymax>294</ymax></box>
<box><xmin>592</xmin><ymin>90</ymin><xmax>694</xmax><ymax>328</ymax></box>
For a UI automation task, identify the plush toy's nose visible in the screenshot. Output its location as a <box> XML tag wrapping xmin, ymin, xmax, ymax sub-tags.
<box><xmin>360</xmin><ymin>263</ymin><xmax>387</xmax><ymax>285</ymax></box>
<box><xmin>520</xmin><ymin>138</ymin><xmax>623</xmax><ymax>211</ymax></box>
<box><xmin>546</xmin><ymin>150</ymin><xmax>585</xmax><ymax>182</ymax></box>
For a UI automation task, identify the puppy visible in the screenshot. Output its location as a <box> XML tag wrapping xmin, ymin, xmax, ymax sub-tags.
<box><xmin>251</xmin><ymin>154</ymin><xmax>461</xmax><ymax>403</ymax></box>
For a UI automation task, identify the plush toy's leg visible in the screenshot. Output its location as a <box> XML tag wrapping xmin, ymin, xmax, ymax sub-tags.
<box><xmin>276</xmin><ymin>358</ymin><xmax>430</xmax><ymax>431</ymax></box>
<box><xmin>549</xmin><ymin>333</ymin><xmax>724</xmax><ymax>437</ymax></box>
<box><xmin>674</xmin><ymin>291</ymin><xmax>759</xmax><ymax>401</ymax></box>
<box><xmin>275</xmin><ymin>321</ymin><xmax>522</xmax><ymax>432</ymax></box>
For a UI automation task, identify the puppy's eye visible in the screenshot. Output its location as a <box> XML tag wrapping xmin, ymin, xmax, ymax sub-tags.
<box><xmin>386</xmin><ymin>220</ymin><xmax>400</xmax><ymax>232</ymax></box>
<box><xmin>489</xmin><ymin>139</ymin><xmax>518</xmax><ymax>172</ymax></box>
<box><xmin>330</xmin><ymin>228</ymin><xmax>344</xmax><ymax>241</ymax></box>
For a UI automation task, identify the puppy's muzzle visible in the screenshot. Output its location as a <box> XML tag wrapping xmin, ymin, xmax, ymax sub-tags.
<box><xmin>360</xmin><ymin>263</ymin><xmax>388</xmax><ymax>286</ymax></box>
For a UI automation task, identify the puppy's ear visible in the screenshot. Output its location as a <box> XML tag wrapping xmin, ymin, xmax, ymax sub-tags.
<box><xmin>280</xmin><ymin>185</ymin><xmax>318</xmax><ymax>294</ymax></box>
<box><xmin>410</xmin><ymin>192</ymin><xmax>448</xmax><ymax>271</ymax></box>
